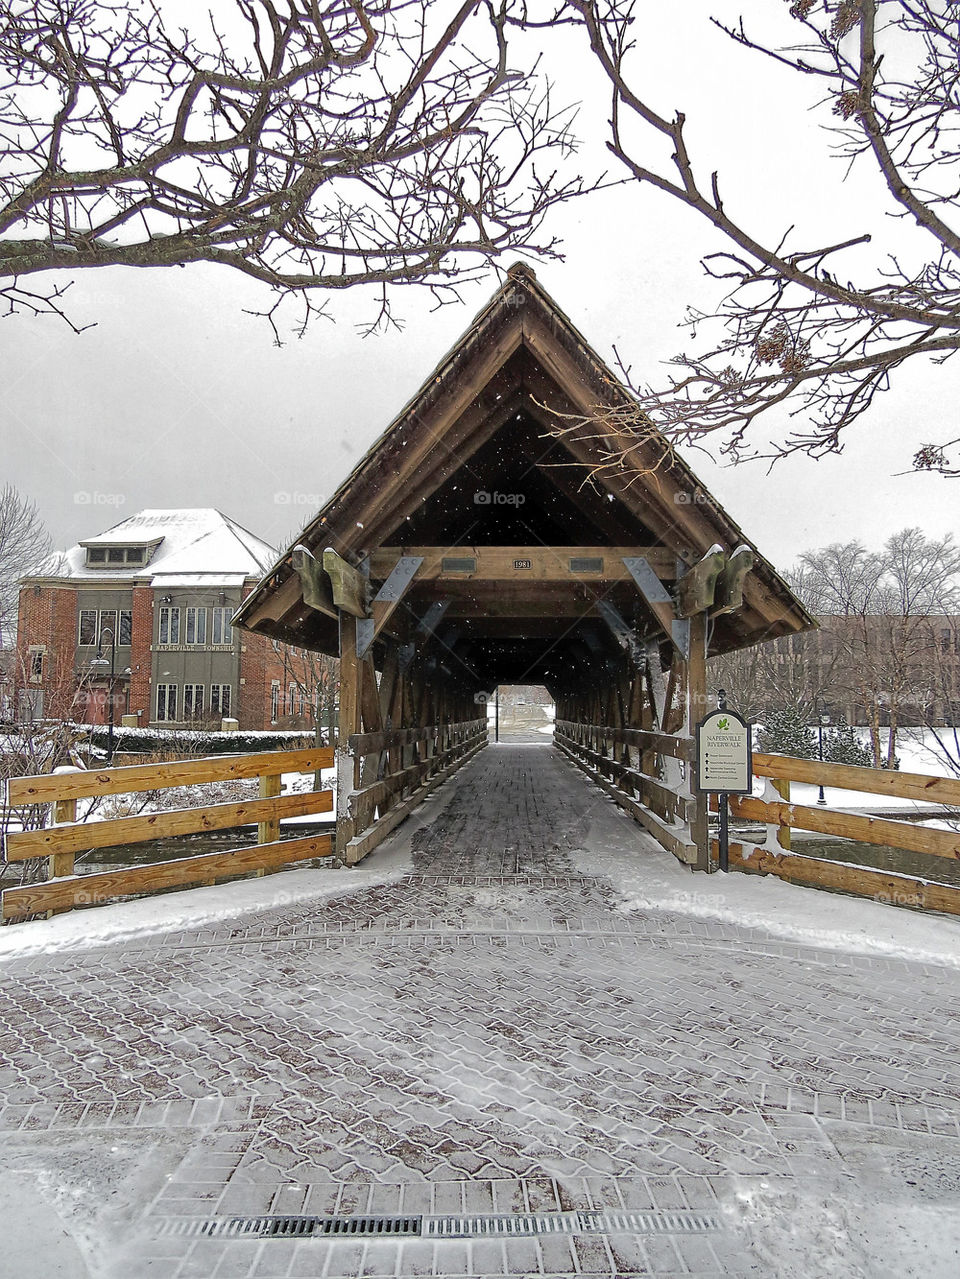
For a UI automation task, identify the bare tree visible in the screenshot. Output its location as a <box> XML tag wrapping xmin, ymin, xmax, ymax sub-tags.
<box><xmin>0</xmin><ymin>0</ymin><xmax>585</xmax><ymax>337</ymax></box>
<box><xmin>544</xmin><ymin>1</ymin><xmax>960</xmax><ymax>472</ymax></box>
<box><xmin>796</xmin><ymin>528</ymin><xmax>960</xmax><ymax>766</ymax></box>
<box><xmin>0</xmin><ymin>485</ymin><xmax>50</xmax><ymax>649</ymax></box>
<box><xmin>709</xmin><ymin>621</ymin><xmax>841</xmax><ymax>725</ymax></box>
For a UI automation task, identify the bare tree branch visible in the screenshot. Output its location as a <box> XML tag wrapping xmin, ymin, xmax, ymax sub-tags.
<box><xmin>0</xmin><ymin>0</ymin><xmax>588</xmax><ymax>335</ymax></box>
<box><xmin>0</xmin><ymin>485</ymin><xmax>51</xmax><ymax>649</ymax></box>
<box><xmin>546</xmin><ymin>0</ymin><xmax>960</xmax><ymax>473</ymax></box>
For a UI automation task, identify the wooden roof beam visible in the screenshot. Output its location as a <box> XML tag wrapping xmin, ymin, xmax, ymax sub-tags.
<box><xmin>369</xmin><ymin>545</ymin><xmax>677</xmax><ymax>584</ymax></box>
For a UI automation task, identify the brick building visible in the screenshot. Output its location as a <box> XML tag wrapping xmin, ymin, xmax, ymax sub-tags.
<box><xmin>15</xmin><ymin>509</ymin><xmax>291</xmax><ymax>730</ymax></box>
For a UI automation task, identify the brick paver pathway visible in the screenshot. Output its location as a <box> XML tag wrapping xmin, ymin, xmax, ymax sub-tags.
<box><xmin>3</xmin><ymin>744</ymin><xmax>960</xmax><ymax>1276</ymax></box>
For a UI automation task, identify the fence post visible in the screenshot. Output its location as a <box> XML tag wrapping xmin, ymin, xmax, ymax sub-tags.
<box><xmin>771</xmin><ymin>777</ymin><xmax>792</xmax><ymax>850</ymax></box>
<box><xmin>47</xmin><ymin>766</ymin><xmax>83</xmax><ymax>917</ymax></box>
<box><xmin>257</xmin><ymin>771</ymin><xmax>283</xmax><ymax>876</ymax></box>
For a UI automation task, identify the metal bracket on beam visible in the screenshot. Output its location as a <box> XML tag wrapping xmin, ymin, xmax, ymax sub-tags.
<box><xmin>623</xmin><ymin>555</ymin><xmax>686</xmax><ymax>660</ymax></box>
<box><xmin>356</xmin><ymin>555</ymin><xmax>423</xmax><ymax>659</ymax></box>
<box><xmin>671</xmin><ymin>617</ymin><xmax>691</xmax><ymax>662</ymax></box>
<box><xmin>355</xmin><ymin>618</ymin><xmax>375</xmax><ymax>660</ymax></box>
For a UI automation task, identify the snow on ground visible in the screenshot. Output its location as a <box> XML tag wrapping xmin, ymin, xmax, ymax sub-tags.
<box><xmin>572</xmin><ymin>773</ymin><xmax>960</xmax><ymax>973</ymax></box>
<box><xmin>0</xmin><ymin>863</ymin><xmax>403</xmax><ymax>961</ymax></box>
<box><xmin>758</xmin><ymin>728</ymin><xmax>958</xmax><ymax>812</ymax></box>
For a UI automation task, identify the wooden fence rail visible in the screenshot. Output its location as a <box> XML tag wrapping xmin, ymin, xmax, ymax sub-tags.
<box><xmin>719</xmin><ymin>751</ymin><xmax>960</xmax><ymax>917</ymax></box>
<box><xmin>342</xmin><ymin>717</ymin><xmax>487</xmax><ymax>866</ymax></box>
<box><xmin>2</xmin><ymin>746</ymin><xmax>334</xmax><ymax>923</ymax></box>
<box><xmin>554</xmin><ymin>719</ymin><xmax>698</xmax><ymax>864</ymax></box>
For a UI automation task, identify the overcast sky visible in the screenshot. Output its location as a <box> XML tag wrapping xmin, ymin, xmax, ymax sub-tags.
<box><xmin>3</xmin><ymin>2</ymin><xmax>958</xmax><ymax>575</ymax></box>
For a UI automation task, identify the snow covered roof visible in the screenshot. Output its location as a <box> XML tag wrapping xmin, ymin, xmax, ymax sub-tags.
<box><xmin>26</xmin><ymin>509</ymin><xmax>276</xmax><ymax>586</ymax></box>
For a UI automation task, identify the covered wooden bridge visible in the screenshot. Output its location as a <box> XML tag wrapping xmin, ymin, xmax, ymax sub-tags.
<box><xmin>235</xmin><ymin>265</ymin><xmax>814</xmax><ymax>871</ymax></box>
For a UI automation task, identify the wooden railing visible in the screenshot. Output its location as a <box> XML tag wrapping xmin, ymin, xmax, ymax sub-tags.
<box><xmin>343</xmin><ymin>717</ymin><xmax>487</xmax><ymax>865</ymax></box>
<box><xmin>2</xmin><ymin>746</ymin><xmax>334</xmax><ymax>922</ymax></box>
<box><xmin>719</xmin><ymin>752</ymin><xmax>960</xmax><ymax>915</ymax></box>
<box><xmin>554</xmin><ymin>719</ymin><xmax>699</xmax><ymax>864</ymax></box>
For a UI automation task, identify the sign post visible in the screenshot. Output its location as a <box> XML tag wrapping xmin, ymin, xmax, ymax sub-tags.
<box><xmin>694</xmin><ymin>690</ymin><xmax>752</xmax><ymax>872</ymax></box>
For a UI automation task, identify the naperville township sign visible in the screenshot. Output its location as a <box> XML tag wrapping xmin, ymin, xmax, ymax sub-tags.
<box><xmin>695</xmin><ymin>708</ymin><xmax>752</xmax><ymax>795</ymax></box>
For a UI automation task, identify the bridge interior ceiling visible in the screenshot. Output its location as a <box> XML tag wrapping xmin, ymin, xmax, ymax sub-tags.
<box><xmin>366</xmin><ymin>409</ymin><xmax>669</xmax><ymax>699</ymax></box>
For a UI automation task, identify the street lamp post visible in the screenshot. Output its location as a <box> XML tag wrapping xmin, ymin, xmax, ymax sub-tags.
<box><xmin>817</xmin><ymin>711</ymin><xmax>830</xmax><ymax>805</ymax></box>
<box><xmin>90</xmin><ymin>626</ymin><xmax>117</xmax><ymax>765</ymax></box>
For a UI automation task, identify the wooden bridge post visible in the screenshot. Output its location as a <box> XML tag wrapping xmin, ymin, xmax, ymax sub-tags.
<box><xmin>336</xmin><ymin>612</ymin><xmax>360</xmax><ymax>859</ymax></box>
<box><xmin>687</xmin><ymin>612</ymin><xmax>710</xmax><ymax>871</ymax></box>
<box><xmin>48</xmin><ymin>768</ymin><xmax>80</xmax><ymax>917</ymax></box>
<box><xmin>255</xmin><ymin>770</ymin><xmax>283</xmax><ymax>877</ymax></box>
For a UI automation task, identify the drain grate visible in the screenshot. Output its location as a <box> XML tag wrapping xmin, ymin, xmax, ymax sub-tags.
<box><xmin>162</xmin><ymin>1208</ymin><xmax>723</xmax><ymax>1241</ymax></box>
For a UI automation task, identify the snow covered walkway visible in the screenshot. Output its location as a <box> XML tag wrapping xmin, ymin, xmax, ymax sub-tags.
<box><xmin>2</xmin><ymin>744</ymin><xmax>960</xmax><ymax>1276</ymax></box>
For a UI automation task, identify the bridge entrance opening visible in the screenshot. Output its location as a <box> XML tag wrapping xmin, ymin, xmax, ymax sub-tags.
<box><xmin>236</xmin><ymin>265</ymin><xmax>813</xmax><ymax>870</ymax></box>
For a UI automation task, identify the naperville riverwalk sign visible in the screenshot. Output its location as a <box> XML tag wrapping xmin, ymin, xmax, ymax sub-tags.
<box><xmin>694</xmin><ymin>708</ymin><xmax>752</xmax><ymax>796</ymax></box>
<box><xmin>695</xmin><ymin>704</ymin><xmax>752</xmax><ymax>873</ymax></box>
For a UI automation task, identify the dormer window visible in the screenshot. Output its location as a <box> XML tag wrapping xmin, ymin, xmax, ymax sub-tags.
<box><xmin>84</xmin><ymin>545</ymin><xmax>151</xmax><ymax>568</ymax></box>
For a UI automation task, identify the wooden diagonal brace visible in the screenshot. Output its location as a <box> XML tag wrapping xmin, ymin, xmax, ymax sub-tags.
<box><xmin>290</xmin><ymin>544</ymin><xmax>337</xmax><ymax>618</ymax></box>
<box><xmin>712</xmin><ymin>545</ymin><xmax>755</xmax><ymax>616</ymax></box>
<box><xmin>416</xmin><ymin>598</ymin><xmax>450</xmax><ymax>639</ymax></box>
<box><xmin>322</xmin><ymin>547</ymin><xmax>370</xmax><ymax>619</ymax></box>
<box><xmin>596</xmin><ymin>601</ymin><xmax>644</xmax><ymax>667</ymax></box>
<box><xmin>675</xmin><ymin>546</ymin><xmax>725</xmax><ymax>618</ymax></box>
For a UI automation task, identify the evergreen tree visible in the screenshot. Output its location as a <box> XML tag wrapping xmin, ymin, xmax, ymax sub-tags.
<box><xmin>823</xmin><ymin>718</ymin><xmax>873</xmax><ymax>768</ymax></box>
<box><xmin>756</xmin><ymin>707</ymin><xmax>816</xmax><ymax>759</ymax></box>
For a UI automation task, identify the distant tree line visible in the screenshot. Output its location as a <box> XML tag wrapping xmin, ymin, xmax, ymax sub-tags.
<box><xmin>710</xmin><ymin>528</ymin><xmax>960</xmax><ymax>772</ymax></box>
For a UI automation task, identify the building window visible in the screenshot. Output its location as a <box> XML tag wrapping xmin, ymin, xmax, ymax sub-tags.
<box><xmin>78</xmin><ymin>608</ymin><xmax>132</xmax><ymax>646</ymax></box>
<box><xmin>210</xmin><ymin>684</ymin><xmax>232</xmax><ymax>718</ymax></box>
<box><xmin>270</xmin><ymin>681</ymin><xmax>280</xmax><ymax>724</ymax></box>
<box><xmin>185</xmin><ymin>606</ymin><xmax>207</xmax><ymax>645</ymax></box>
<box><xmin>78</xmin><ymin>609</ymin><xmax>97</xmax><ymax>645</ymax></box>
<box><xmin>107</xmin><ymin>548</ymin><xmax>125</xmax><ymax>564</ymax></box>
<box><xmin>211</xmin><ymin>607</ymin><xmax>233</xmax><ymax>645</ymax></box>
<box><xmin>156</xmin><ymin>683</ymin><xmax>177</xmax><ymax>722</ymax></box>
<box><xmin>29</xmin><ymin>647</ymin><xmax>44</xmax><ymax>680</ymax></box>
<box><xmin>183</xmin><ymin>683</ymin><xmax>204</xmax><ymax>719</ymax></box>
<box><xmin>87</xmin><ymin>548</ymin><xmax>107</xmax><ymax>564</ymax></box>
<box><xmin>158</xmin><ymin>606</ymin><xmax>180</xmax><ymax>645</ymax></box>
<box><xmin>98</xmin><ymin>609</ymin><xmax>117</xmax><ymax>646</ymax></box>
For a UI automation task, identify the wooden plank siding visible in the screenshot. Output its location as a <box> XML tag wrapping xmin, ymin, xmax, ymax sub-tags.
<box><xmin>344</xmin><ymin>718</ymin><xmax>487</xmax><ymax>865</ymax></box>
